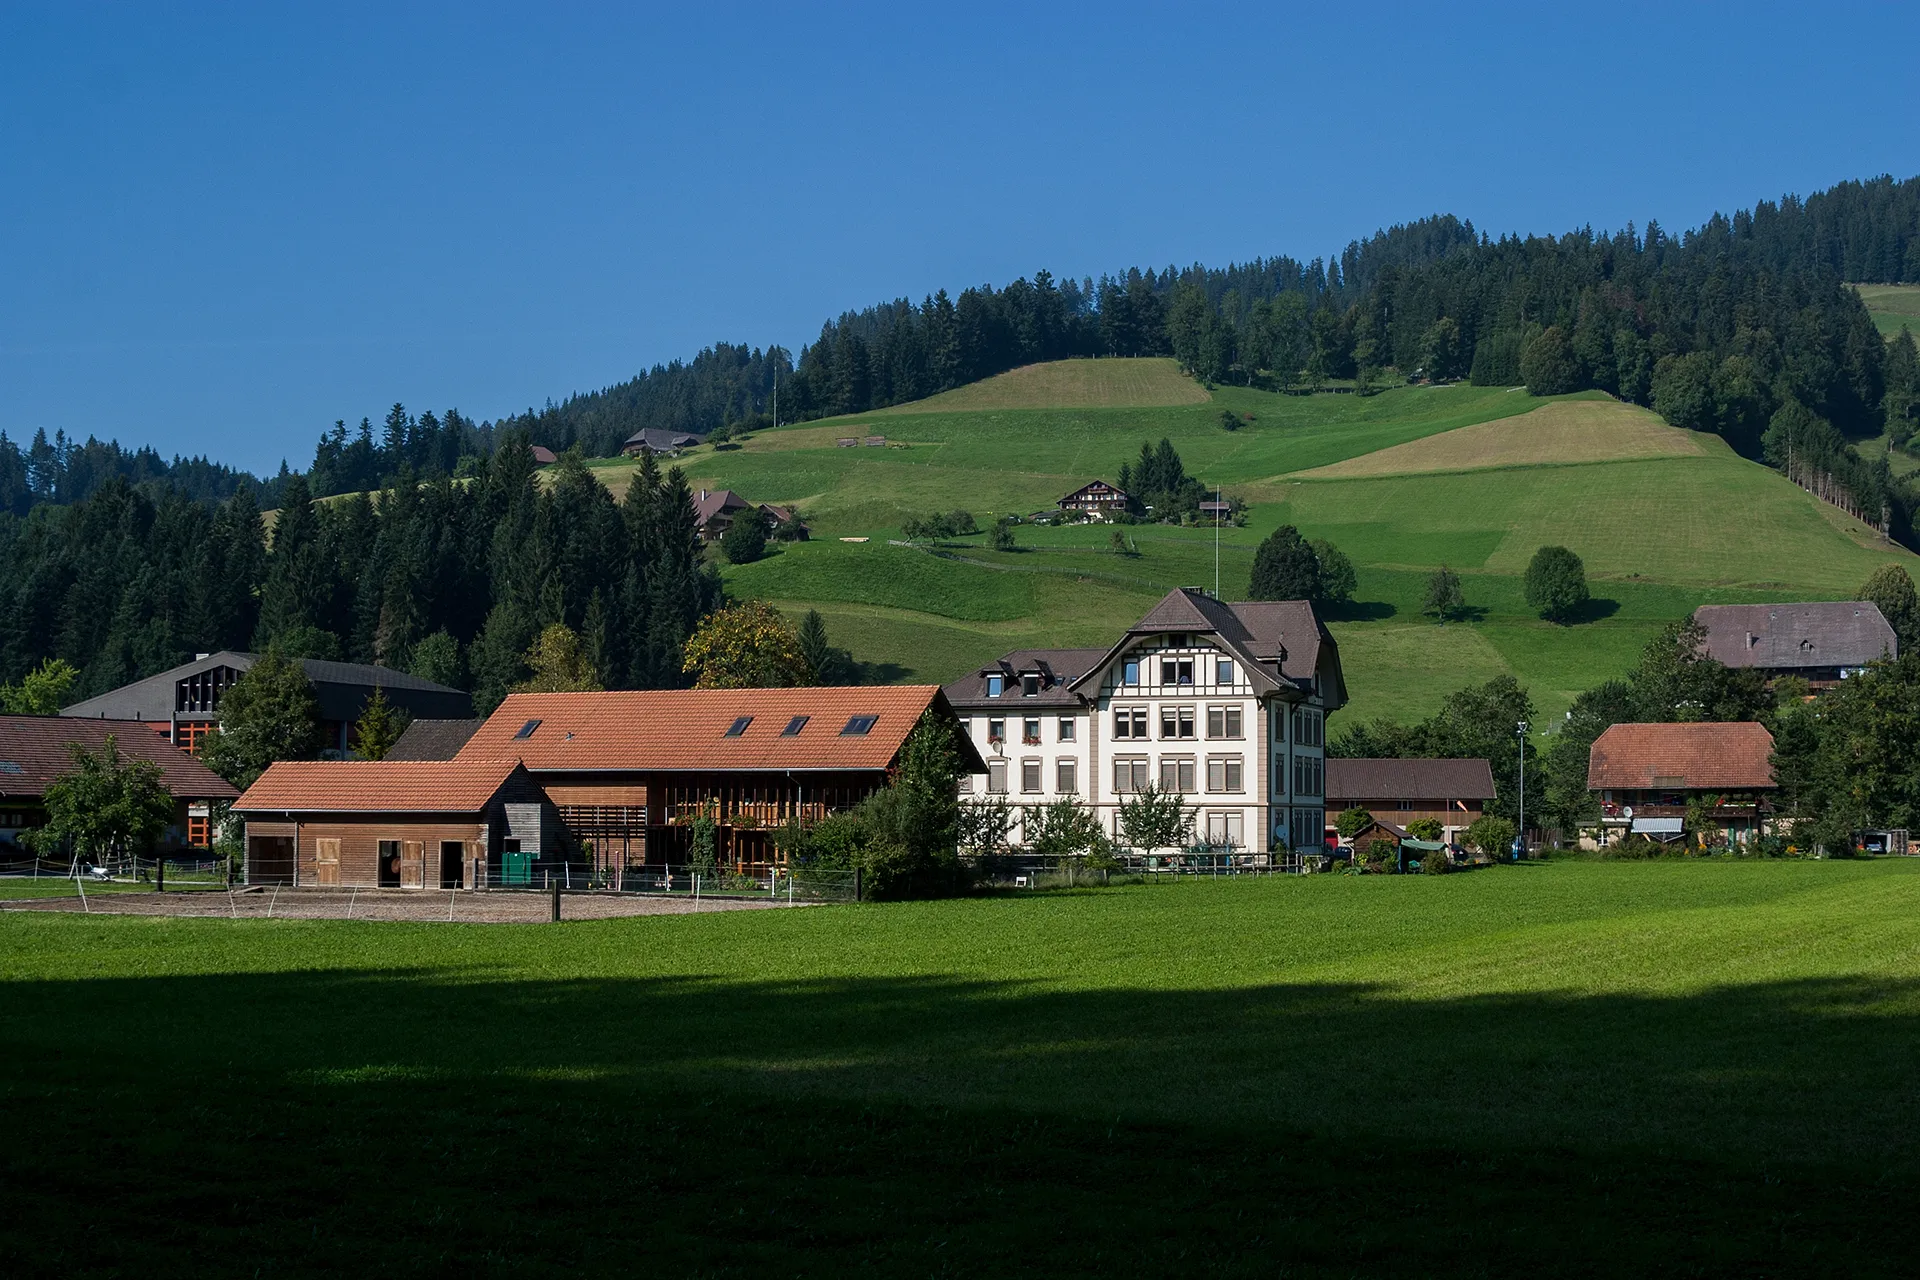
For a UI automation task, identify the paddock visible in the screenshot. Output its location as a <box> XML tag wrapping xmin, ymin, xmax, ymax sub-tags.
<box><xmin>0</xmin><ymin>885</ymin><xmax>802</xmax><ymax>924</ymax></box>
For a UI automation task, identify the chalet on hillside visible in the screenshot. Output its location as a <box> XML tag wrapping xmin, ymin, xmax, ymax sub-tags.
<box><xmin>62</xmin><ymin>652</ymin><xmax>472</xmax><ymax>758</ymax></box>
<box><xmin>1693</xmin><ymin>602</ymin><xmax>1896</xmax><ymax>687</ymax></box>
<box><xmin>232</xmin><ymin>685</ymin><xmax>982</xmax><ymax>885</ymax></box>
<box><xmin>1587</xmin><ymin>721</ymin><xmax>1775</xmax><ymax>845</ymax></box>
<box><xmin>529</xmin><ymin>444</ymin><xmax>559</xmax><ymax>467</ymax></box>
<box><xmin>621</xmin><ymin>428</ymin><xmax>707</xmax><ymax>457</ymax></box>
<box><xmin>0</xmin><ymin>714</ymin><xmax>238</xmax><ymax>851</ymax></box>
<box><xmin>1057</xmin><ymin>480</ymin><xmax>1129</xmax><ymax>518</ymax></box>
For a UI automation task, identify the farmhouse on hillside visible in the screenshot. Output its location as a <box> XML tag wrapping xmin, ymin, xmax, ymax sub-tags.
<box><xmin>1325</xmin><ymin>758</ymin><xmax>1496</xmax><ymax>845</ymax></box>
<box><xmin>1692</xmin><ymin>602</ymin><xmax>1896</xmax><ymax>688</ymax></box>
<box><xmin>0</xmin><ymin>714</ymin><xmax>238</xmax><ymax>852</ymax></box>
<box><xmin>943</xmin><ymin>587</ymin><xmax>1346</xmax><ymax>855</ymax></box>
<box><xmin>1587</xmin><ymin>721</ymin><xmax>1775</xmax><ymax>846</ymax></box>
<box><xmin>692</xmin><ymin>488</ymin><xmax>808</xmax><ymax>542</ymax></box>
<box><xmin>232</xmin><ymin>685</ymin><xmax>982</xmax><ymax>886</ymax></box>
<box><xmin>1057</xmin><ymin>480</ymin><xmax>1129</xmax><ymax>519</ymax></box>
<box><xmin>529</xmin><ymin>444</ymin><xmax>559</xmax><ymax>467</ymax></box>
<box><xmin>621</xmin><ymin>428</ymin><xmax>707</xmax><ymax>457</ymax></box>
<box><xmin>62</xmin><ymin>652</ymin><xmax>472</xmax><ymax>758</ymax></box>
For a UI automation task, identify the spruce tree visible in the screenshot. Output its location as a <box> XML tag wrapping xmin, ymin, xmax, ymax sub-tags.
<box><xmin>352</xmin><ymin>686</ymin><xmax>407</xmax><ymax>760</ymax></box>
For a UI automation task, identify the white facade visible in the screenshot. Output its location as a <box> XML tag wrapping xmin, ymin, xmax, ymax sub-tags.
<box><xmin>948</xmin><ymin>593</ymin><xmax>1341</xmax><ymax>853</ymax></box>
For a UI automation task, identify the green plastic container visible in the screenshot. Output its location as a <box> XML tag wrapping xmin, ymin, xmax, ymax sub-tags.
<box><xmin>502</xmin><ymin>850</ymin><xmax>533</xmax><ymax>886</ymax></box>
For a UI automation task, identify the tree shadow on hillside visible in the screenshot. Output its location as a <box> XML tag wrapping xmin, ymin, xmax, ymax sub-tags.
<box><xmin>1564</xmin><ymin>596</ymin><xmax>1622</xmax><ymax>623</ymax></box>
<box><xmin>9</xmin><ymin>966</ymin><xmax>1920</xmax><ymax>1275</ymax></box>
<box><xmin>1319</xmin><ymin>599</ymin><xmax>1396</xmax><ymax>622</ymax></box>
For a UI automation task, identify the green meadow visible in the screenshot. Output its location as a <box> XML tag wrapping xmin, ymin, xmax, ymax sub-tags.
<box><xmin>1854</xmin><ymin>281</ymin><xmax>1920</xmax><ymax>340</ymax></box>
<box><xmin>593</xmin><ymin>361</ymin><xmax>1920</xmax><ymax>723</ymax></box>
<box><xmin>6</xmin><ymin>861</ymin><xmax>1920</xmax><ymax>1275</ymax></box>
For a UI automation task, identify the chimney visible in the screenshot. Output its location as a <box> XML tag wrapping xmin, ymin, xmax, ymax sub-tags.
<box><xmin>1745</xmin><ymin>634</ymin><xmax>1756</xmax><ymax>649</ymax></box>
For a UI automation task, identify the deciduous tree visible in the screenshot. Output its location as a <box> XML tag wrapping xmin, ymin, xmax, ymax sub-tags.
<box><xmin>681</xmin><ymin>601</ymin><xmax>810</xmax><ymax>689</ymax></box>
<box><xmin>1524</xmin><ymin>545</ymin><xmax>1590</xmax><ymax>622</ymax></box>
<box><xmin>25</xmin><ymin>736</ymin><xmax>175</xmax><ymax>865</ymax></box>
<box><xmin>200</xmin><ymin>648</ymin><xmax>321</xmax><ymax>789</ymax></box>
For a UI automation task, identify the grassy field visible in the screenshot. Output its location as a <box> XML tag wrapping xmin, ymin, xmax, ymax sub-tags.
<box><xmin>877</xmin><ymin>355</ymin><xmax>1212</xmax><ymax>411</ymax></box>
<box><xmin>5</xmin><ymin>861</ymin><xmax>1919</xmax><ymax>1275</ymax></box>
<box><xmin>1289</xmin><ymin>398</ymin><xmax>1708</xmax><ymax>477</ymax></box>
<box><xmin>580</xmin><ymin>367</ymin><xmax>1920</xmax><ymax>722</ymax></box>
<box><xmin>1854</xmin><ymin>281</ymin><xmax>1920</xmax><ymax>339</ymax></box>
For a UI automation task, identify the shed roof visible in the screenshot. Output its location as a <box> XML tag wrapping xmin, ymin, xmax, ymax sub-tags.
<box><xmin>385</xmin><ymin>718</ymin><xmax>485</xmax><ymax>762</ymax></box>
<box><xmin>1326</xmin><ymin>758</ymin><xmax>1496</xmax><ymax>803</ymax></box>
<box><xmin>455</xmin><ymin>686</ymin><xmax>983</xmax><ymax>774</ymax></box>
<box><xmin>1693</xmin><ymin>602</ymin><xmax>1897</xmax><ymax>671</ymax></box>
<box><xmin>0</xmin><ymin>716</ymin><xmax>237</xmax><ymax>801</ymax></box>
<box><xmin>234</xmin><ymin>759</ymin><xmax>526</xmax><ymax>814</ymax></box>
<box><xmin>1587</xmin><ymin>722</ymin><xmax>1775</xmax><ymax>792</ymax></box>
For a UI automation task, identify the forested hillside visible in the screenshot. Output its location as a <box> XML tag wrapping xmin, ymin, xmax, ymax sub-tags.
<box><xmin>0</xmin><ymin>428</ymin><xmax>267</xmax><ymax>515</ymax></box>
<box><xmin>0</xmin><ymin>437</ymin><xmax>715</xmax><ymax>713</ymax></box>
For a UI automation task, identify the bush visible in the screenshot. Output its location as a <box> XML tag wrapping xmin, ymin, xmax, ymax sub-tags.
<box><xmin>720</xmin><ymin>508</ymin><xmax>769</xmax><ymax>564</ymax></box>
<box><xmin>1405</xmin><ymin>818</ymin><xmax>1444</xmax><ymax>842</ymax></box>
<box><xmin>901</xmin><ymin>510</ymin><xmax>979</xmax><ymax>541</ymax></box>
<box><xmin>1419</xmin><ymin>845</ymin><xmax>1451</xmax><ymax>874</ymax></box>
<box><xmin>989</xmin><ymin>520</ymin><xmax>1016</xmax><ymax>552</ymax></box>
<box><xmin>1521</xmin><ymin>326</ymin><xmax>1582</xmax><ymax>396</ymax></box>
<box><xmin>1465</xmin><ymin>815</ymin><xmax>1515</xmax><ymax>859</ymax></box>
<box><xmin>1358</xmin><ymin>836</ymin><xmax>1397</xmax><ymax>873</ymax></box>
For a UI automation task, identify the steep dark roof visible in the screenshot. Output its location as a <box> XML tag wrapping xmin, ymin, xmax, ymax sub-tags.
<box><xmin>1326</xmin><ymin>758</ymin><xmax>1497</xmax><ymax>803</ymax></box>
<box><xmin>0</xmin><ymin>716</ymin><xmax>238</xmax><ymax>801</ymax></box>
<box><xmin>1693</xmin><ymin>602</ymin><xmax>1897</xmax><ymax>671</ymax></box>
<box><xmin>943</xmin><ymin>649</ymin><xmax>1110</xmax><ymax>709</ymax></box>
<box><xmin>1067</xmin><ymin>589</ymin><xmax>1344</xmax><ymax>707</ymax></box>
<box><xmin>623</xmin><ymin>428</ymin><xmax>706</xmax><ymax>451</ymax></box>
<box><xmin>385</xmin><ymin>718</ymin><xmax>485</xmax><ymax>762</ymax></box>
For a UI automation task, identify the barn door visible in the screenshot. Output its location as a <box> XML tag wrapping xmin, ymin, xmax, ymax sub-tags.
<box><xmin>400</xmin><ymin>840</ymin><xmax>425</xmax><ymax>888</ymax></box>
<box><xmin>315</xmin><ymin>838</ymin><xmax>341</xmax><ymax>887</ymax></box>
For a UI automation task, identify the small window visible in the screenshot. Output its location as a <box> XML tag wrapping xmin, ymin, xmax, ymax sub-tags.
<box><xmin>1056</xmin><ymin>759</ymin><xmax>1078</xmax><ymax>793</ymax></box>
<box><xmin>1021</xmin><ymin>674</ymin><xmax>1040</xmax><ymax>697</ymax></box>
<box><xmin>988</xmin><ymin>718</ymin><xmax>1006</xmax><ymax>742</ymax></box>
<box><xmin>1216</xmin><ymin>658</ymin><xmax>1234</xmax><ymax>685</ymax></box>
<box><xmin>987</xmin><ymin>759</ymin><xmax>1008</xmax><ymax>793</ymax></box>
<box><xmin>1122</xmin><ymin>659</ymin><xmax>1140</xmax><ymax>686</ymax></box>
<box><xmin>782</xmin><ymin>715</ymin><xmax>809</xmax><ymax>736</ymax></box>
<box><xmin>514</xmin><ymin>719</ymin><xmax>542</xmax><ymax>740</ymax></box>
<box><xmin>986</xmin><ymin>674</ymin><xmax>1005</xmax><ymax>697</ymax></box>
<box><xmin>1057</xmin><ymin>716</ymin><xmax>1076</xmax><ymax>742</ymax></box>
<box><xmin>1159</xmin><ymin>758</ymin><xmax>1197</xmax><ymax>793</ymax></box>
<box><xmin>1160</xmin><ymin>706</ymin><xmax>1195</xmax><ymax>739</ymax></box>
<box><xmin>1023</xmin><ymin>718</ymin><xmax>1041</xmax><ymax>744</ymax></box>
<box><xmin>842</xmin><ymin>715</ymin><xmax>878</xmax><ymax>736</ymax></box>
<box><xmin>1162</xmin><ymin>658</ymin><xmax>1193</xmax><ymax>686</ymax></box>
<box><xmin>1021</xmin><ymin>760</ymin><xmax>1042</xmax><ymax>793</ymax></box>
<box><xmin>724</xmin><ymin>715</ymin><xmax>753</xmax><ymax>737</ymax></box>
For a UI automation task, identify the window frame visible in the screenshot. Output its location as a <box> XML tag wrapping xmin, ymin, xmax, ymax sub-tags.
<box><xmin>1056</xmin><ymin>759</ymin><xmax>1078</xmax><ymax>794</ymax></box>
<box><xmin>1160</xmin><ymin>705</ymin><xmax>1195</xmax><ymax>740</ymax></box>
<box><xmin>987</xmin><ymin>759</ymin><xmax>1009</xmax><ymax>794</ymax></box>
<box><xmin>1020</xmin><ymin>759</ymin><xmax>1043</xmax><ymax>794</ymax></box>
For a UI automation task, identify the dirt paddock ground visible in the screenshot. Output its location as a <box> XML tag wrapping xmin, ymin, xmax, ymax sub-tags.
<box><xmin>0</xmin><ymin>886</ymin><xmax>804</xmax><ymax>923</ymax></box>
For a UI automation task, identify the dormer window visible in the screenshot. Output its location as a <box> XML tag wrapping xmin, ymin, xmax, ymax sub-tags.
<box><xmin>986</xmin><ymin>674</ymin><xmax>1005</xmax><ymax>697</ymax></box>
<box><xmin>1021</xmin><ymin>674</ymin><xmax>1040</xmax><ymax>697</ymax></box>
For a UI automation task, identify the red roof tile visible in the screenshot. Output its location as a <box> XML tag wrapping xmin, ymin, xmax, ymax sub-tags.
<box><xmin>457</xmin><ymin>686</ymin><xmax>958</xmax><ymax>773</ymax></box>
<box><xmin>0</xmin><ymin>716</ymin><xmax>237</xmax><ymax>800</ymax></box>
<box><xmin>234</xmin><ymin>759</ymin><xmax>525</xmax><ymax>813</ymax></box>
<box><xmin>1587</xmin><ymin>722</ymin><xmax>1775</xmax><ymax>791</ymax></box>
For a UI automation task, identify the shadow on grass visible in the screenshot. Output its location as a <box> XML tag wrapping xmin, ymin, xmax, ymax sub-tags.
<box><xmin>1318</xmin><ymin>598</ymin><xmax>1397</xmax><ymax>622</ymax></box>
<box><xmin>5</xmin><ymin>967</ymin><xmax>1920</xmax><ymax>1274</ymax></box>
<box><xmin>1563</xmin><ymin>595</ymin><xmax>1623</xmax><ymax>623</ymax></box>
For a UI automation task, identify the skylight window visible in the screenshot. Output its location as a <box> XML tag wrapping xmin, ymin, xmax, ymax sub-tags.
<box><xmin>841</xmin><ymin>715</ymin><xmax>878</xmax><ymax>736</ymax></box>
<box><xmin>725</xmin><ymin>715</ymin><xmax>753</xmax><ymax>737</ymax></box>
<box><xmin>781</xmin><ymin>715</ymin><xmax>810</xmax><ymax>736</ymax></box>
<box><xmin>513</xmin><ymin>719</ymin><xmax>542</xmax><ymax>740</ymax></box>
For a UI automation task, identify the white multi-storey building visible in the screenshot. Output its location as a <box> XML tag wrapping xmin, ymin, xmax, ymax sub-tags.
<box><xmin>946</xmin><ymin>588</ymin><xmax>1347</xmax><ymax>853</ymax></box>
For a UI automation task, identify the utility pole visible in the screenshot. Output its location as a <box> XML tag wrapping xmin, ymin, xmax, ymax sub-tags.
<box><xmin>1214</xmin><ymin>483</ymin><xmax>1221</xmax><ymax>598</ymax></box>
<box><xmin>1515</xmin><ymin>720</ymin><xmax>1530</xmax><ymax>861</ymax></box>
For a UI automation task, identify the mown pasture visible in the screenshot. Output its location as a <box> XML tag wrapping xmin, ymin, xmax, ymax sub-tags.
<box><xmin>4</xmin><ymin>860</ymin><xmax>1919</xmax><ymax>1275</ymax></box>
<box><xmin>618</xmin><ymin>372</ymin><xmax>1917</xmax><ymax>721</ymax></box>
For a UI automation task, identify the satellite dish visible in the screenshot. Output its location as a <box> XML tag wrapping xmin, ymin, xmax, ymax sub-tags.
<box><xmin>1623</xmin><ymin>805</ymin><xmax>1635</xmax><ymax>820</ymax></box>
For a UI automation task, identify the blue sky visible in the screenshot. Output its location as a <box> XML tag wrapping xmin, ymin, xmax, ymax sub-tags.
<box><xmin>3</xmin><ymin>2</ymin><xmax>1917</xmax><ymax>474</ymax></box>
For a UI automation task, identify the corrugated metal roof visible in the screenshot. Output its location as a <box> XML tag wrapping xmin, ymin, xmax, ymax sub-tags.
<box><xmin>1587</xmin><ymin>722</ymin><xmax>1775</xmax><ymax>791</ymax></box>
<box><xmin>233</xmin><ymin>759</ymin><xmax>525</xmax><ymax>813</ymax></box>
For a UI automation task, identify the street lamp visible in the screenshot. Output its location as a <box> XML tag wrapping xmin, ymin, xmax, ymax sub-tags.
<box><xmin>1514</xmin><ymin>720</ymin><xmax>1530</xmax><ymax>861</ymax></box>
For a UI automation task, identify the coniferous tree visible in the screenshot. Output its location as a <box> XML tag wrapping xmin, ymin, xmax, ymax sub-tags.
<box><xmin>1248</xmin><ymin>526</ymin><xmax>1321</xmax><ymax>601</ymax></box>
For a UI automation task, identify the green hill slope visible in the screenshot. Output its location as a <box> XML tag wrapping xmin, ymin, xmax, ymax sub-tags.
<box><xmin>599</xmin><ymin>365</ymin><xmax>1920</xmax><ymax>725</ymax></box>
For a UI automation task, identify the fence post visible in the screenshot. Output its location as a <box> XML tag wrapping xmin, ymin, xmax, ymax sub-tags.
<box><xmin>551</xmin><ymin>877</ymin><xmax>561</xmax><ymax>922</ymax></box>
<box><xmin>854</xmin><ymin>867</ymin><xmax>863</xmax><ymax>902</ymax></box>
<box><xmin>156</xmin><ymin>856</ymin><xmax>164</xmax><ymax>895</ymax></box>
